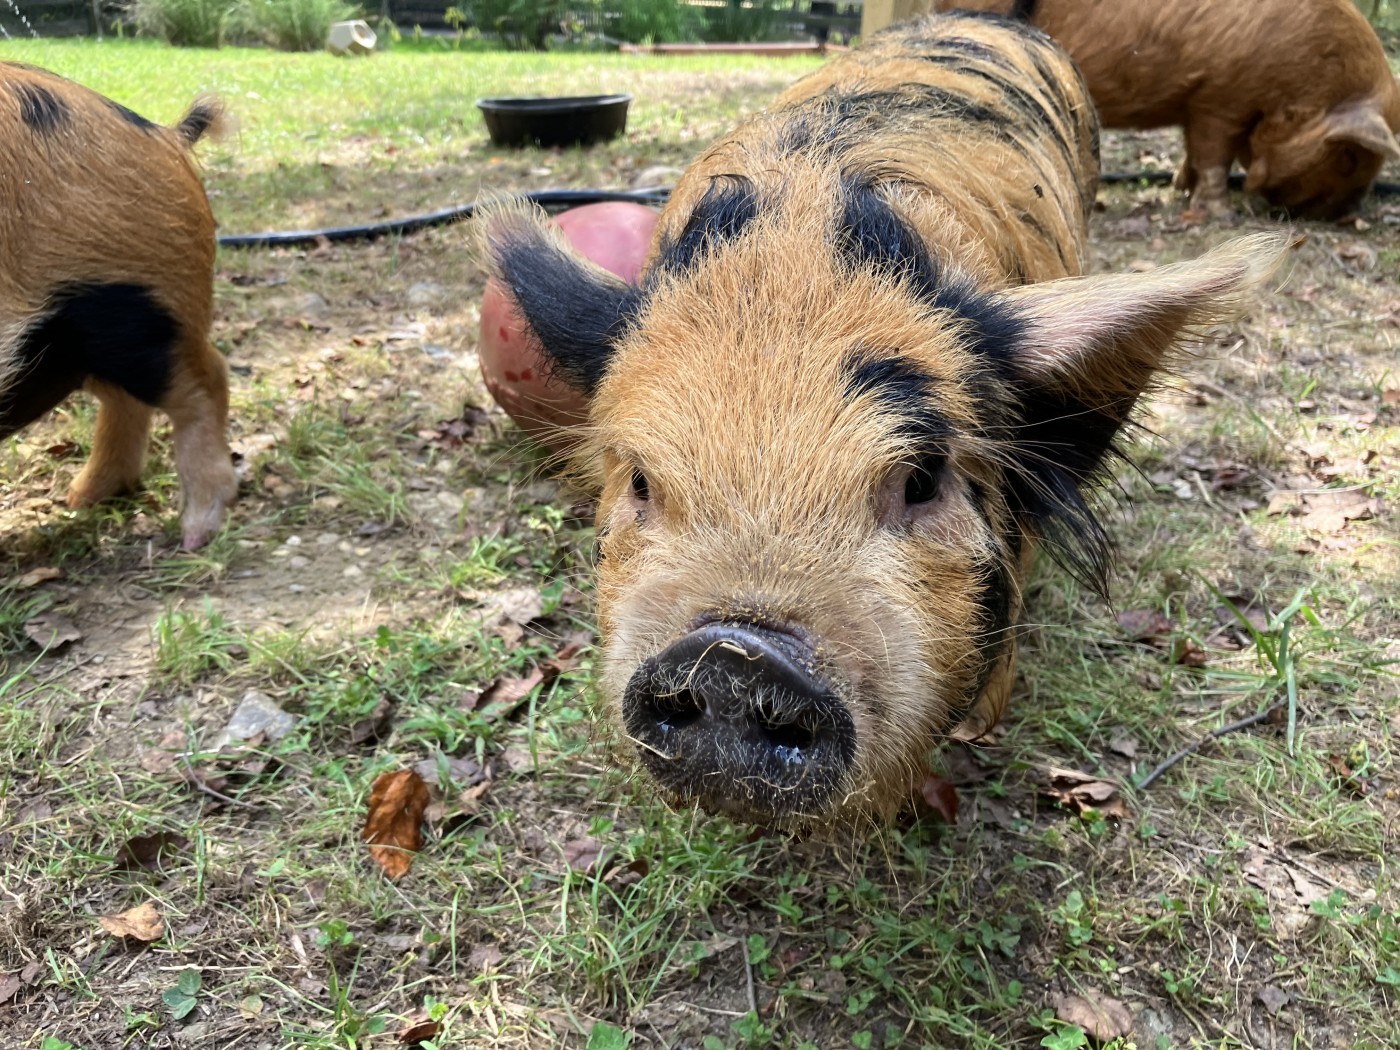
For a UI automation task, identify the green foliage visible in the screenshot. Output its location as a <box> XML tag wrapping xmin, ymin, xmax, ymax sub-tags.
<box><xmin>127</xmin><ymin>0</ymin><xmax>231</xmax><ymax>47</ymax></box>
<box><xmin>698</xmin><ymin>0</ymin><xmax>790</xmax><ymax>43</ymax></box>
<box><xmin>161</xmin><ymin>968</ymin><xmax>202</xmax><ymax>1020</ymax></box>
<box><xmin>585</xmin><ymin>1022</ymin><xmax>631</xmax><ymax>1050</ymax></box>
<box><xmin>610</xmin><ymin>0</ymin><xmax>704</xmax><ymax>43</ymax></box>
<box><xmin>464</xmin><ymin>0</ymin><xmax>569</xmax><ymax>49</ymax></box>
<box><xmin>130</xmin><ymin>0</ymin><xmax>359</xmax><ymax>49</ymax></box>
<box><xmin>237</xmin><ymin>0</ymin><xmax>359</xmax><ymax>50</ymax></box>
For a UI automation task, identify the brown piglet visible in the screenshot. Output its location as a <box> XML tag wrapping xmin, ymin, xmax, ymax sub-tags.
<box><xmin>1</xmin><ymin>63</ymin><xmax>237</xmax><ymax>548</ymax></box>
<box><xmin>483</xmin><ymin>12</ymin><xmax>1288</xmax><ymax>828</ymax></box>
<box><xmin>937</xmin><ymin>0</ymin><xmax>1400</xmax><ymax>218</ymax></box>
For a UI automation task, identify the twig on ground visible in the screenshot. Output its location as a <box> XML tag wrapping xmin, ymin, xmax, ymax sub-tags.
<box><xmin>1192</xmin><ymin>375</ymin><xmax>1302</xmax><ymax>456</ymax></box>
<box><xmin>1138</xmin><ymin>704</ymin><xmax>1285</xmax><ymax>790</ymax></box>
<box><xmin>179</xmin><ymin>757</ymin><xmax>255</xmax><ymax>809</ymax></box>
<box><xmin>741</xmin><ymin>933</ymin><xmax>758</xmax><ymax>1017</ymax></box>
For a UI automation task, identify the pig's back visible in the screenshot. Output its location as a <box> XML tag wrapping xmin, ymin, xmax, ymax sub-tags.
<box><xmin>940</xmin><ymin>0</ymin><xmax>1398</xmax><ymax>131</ymax></box>
<box><xmin>0</xmin><ymin>62</ymin><xmax>216</xmax><ymax>315</ymax></box>
<box><xmin>665</xmin><ymin>10</ymin><xmax>1099</xmax><ymax>287</ymax></box>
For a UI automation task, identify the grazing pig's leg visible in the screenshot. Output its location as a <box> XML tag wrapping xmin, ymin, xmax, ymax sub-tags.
<box><xmin>67</xmin><ymin>382</ymin><xmax>154</xmax><ymax>507</ymax></box>
<box><xmin>1180</xmin><ymin>112</ymin><xmax>1245</xmax><ymax>214</ymax></box>
<box><xmin>162</xmin><ymin>336</ymin><xmax>238</xmax><ymax>549</ymax></box>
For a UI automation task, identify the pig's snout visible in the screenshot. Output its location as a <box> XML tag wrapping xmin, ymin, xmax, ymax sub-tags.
<box><xmin>622</xmin><ymin>622</ymin><xmax>856</xmax><ymax>820</ymax></box>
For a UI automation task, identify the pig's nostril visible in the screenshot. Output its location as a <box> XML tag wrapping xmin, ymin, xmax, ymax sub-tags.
<box><xmin>757</xmin><ymin>718</ymin><xmax>817</xmax><ymax>754</ymax></box>
<box><xmin>753</xmin><ymin>699</ymin><xmax>818</xmax><ymax>753</ymax></box>
<box><xmin>647</xmin><ymin>688</ymin><xmax>704</xmax><ymax>734</ymax></box>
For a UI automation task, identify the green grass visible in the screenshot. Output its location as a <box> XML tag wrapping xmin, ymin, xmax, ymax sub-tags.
<box><xmin>2</xmin><ymin>35</ymin><xmax>1399</xmax><ymax>1050</ymax></box>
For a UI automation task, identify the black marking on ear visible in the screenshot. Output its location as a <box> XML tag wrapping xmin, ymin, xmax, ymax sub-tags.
<box><xmin>1</xmin><ymin>284</ymin><xmax>177</xmax><ymax>436</ymax></box>
<box><xmin>653</xmin><ymin>176</ymin><xmax>760</xmax><ymax>273</ymax></box>
<box><xmin>837</xmin><ymin>178</ymin><xmax>1029</xmax><ymax>358</ymax></box>
<box><xmin>1010</xmin><ymin>0</ymin><xmax>1039</xmax><ymax>19</ymax></box>
<box><xmin>841</xmin><ymin>349</ymin><xmax>949</xmax><ymax>450</ymax></box>
<box><xmin>15</xmin><ymin>82</ymin><xmax>69</xmax><ymax>133</ymax></box>
<box><xmin>106</xmin><ymin>98</ymin><xmax>158</xmax><ymax>132</ymax></box>
<box><xmin>997</xmin><ymin>383</ymin><xmax>1135</xmax><ymax>596</ymax></box>
<box><xmin>492</xmin><ymin>224</ymin><xmax>643</xmax><ymax>397</ymax></box>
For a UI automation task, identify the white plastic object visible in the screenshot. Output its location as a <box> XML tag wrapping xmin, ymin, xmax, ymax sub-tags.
<box><xmin>327</xmin><ymin>20</ymin><xmax>376</xmax><ymax>56</ymax></box>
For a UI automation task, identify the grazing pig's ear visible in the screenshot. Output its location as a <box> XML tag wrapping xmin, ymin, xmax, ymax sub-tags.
<box><xmin>479</xmin><ymin>202</ymin><xmax>644</xmax><ymax>396</ymax></box>
<box><xmin>991</xmin><ymin>234</ymin><xmax>1289</xmax><ymax>591</ymax></box>
<box><xmin>1322</xmin><ymin>100</ymin><xmax>1400</xmax><ymax>161</ymax></box>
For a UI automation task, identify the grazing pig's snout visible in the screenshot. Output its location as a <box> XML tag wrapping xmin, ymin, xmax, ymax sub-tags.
<box><xmin>622</xmin><ymin>622</ymin><xmax>856</xmax><ymax>820</ymax></box>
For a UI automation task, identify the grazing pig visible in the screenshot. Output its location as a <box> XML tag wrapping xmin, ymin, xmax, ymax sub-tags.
<box><xmin>936</xmin><ymin>0</ymin><xmax>1400</xmax><ymax>219</ymax></box>
<box><xmin>1</xmin><ymin>62</ymin><xmax>237</xmax><ymax>548</ymax></box>
<box><xmin>483</xmin><ymin>12</ymin><xmax>1285</xmax><ymax>827</ymax></box>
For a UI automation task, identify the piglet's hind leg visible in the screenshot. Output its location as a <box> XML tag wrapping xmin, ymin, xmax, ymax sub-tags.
<box><xmin>163</xmin><ymin>337</ymin><xmax>238</xmax><ymax>550</ymax></box>
<box><xmin>66</xmin><ymin>381</ymin><xmax>153</xmax><ymax>508</ymax></box>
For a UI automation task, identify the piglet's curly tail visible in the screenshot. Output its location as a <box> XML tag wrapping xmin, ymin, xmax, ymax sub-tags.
<box><xmin>174</xmin><ymin>96</ymin><xmax>229</xmax><ymax>148</ymax></box>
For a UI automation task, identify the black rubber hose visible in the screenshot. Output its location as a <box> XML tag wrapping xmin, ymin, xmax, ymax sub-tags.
<box><xmin>216</xmin><ymin>175</ymin><xmax>1400</xmax><ymax>249</ymax></box>
<box><xmin>216</xmin><ymin>187</ymin><xmax>671</xmax><ymax>249</ymax></box>
<box><xmin>1100</xmin><ymin>169</ymin><xmax>1400</xmax><ymax>197</ymax></box>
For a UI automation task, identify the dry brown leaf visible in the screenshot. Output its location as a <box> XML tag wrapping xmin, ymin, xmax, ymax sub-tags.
<box><xmin>397</xmin><ymin>1016</ymin><xmax>443</xmax><ymax>1046</ymax></box>
<box><xmin>469</xmin><ymin>942</ymin><xmax>504</xmax><ymax>972</ymax></box>
<box><xmin>1298</xmin><ymin>490</ymin><xmax>1378</xmax><ymax>535</ymax></box>
<box><xmin>1257</xmin><ymin>984</ymin><xmax>1289</xmax><ymax>1016</ymax></box>
<box><xmin>349</xmin><ymin>695</ymin><xmax>396</xmax><ymax>746</ymax></box>
<box><xmin>1055</xmin><ymin>991</ymin><xmax>1134</xmax><ymax>1042</ymax></box>
<box><xmin>24</xmin><ymin>613</ymin><xmax>82</xmax><ymax>651</ymax></box>
<box><xmin>15</xmin><ymin>566</ymin><xmax>61</xmax><ymax>589</ymax></box>
<box><xmin>562</xmin><ymin>837</ymin><xmax>607</xmax><ymax>874</ymax></box>
<box><xmin>1172</xmin><ymin>637</ymin><xmax>1208</xmax><ymax>668</ymax></box>
<box><xmin>1116</xmin><ymin>609</ymin><xmax>1172</xmax><ymax>643</ymax></box>
<box><xmin>99</xmin><ymin>901</ymin><xmax>165</xmax><ymax>943</ymax></box>
<box><xmin>412</xmin><ymin>754</ymin><xmax>486</xmax><ymax>791</ymax></box>
<box><xmin>1040</xmin><ymin>768</ymin><xmax>1131</xmax><ymax>821</ymax></box>
<box><xmin>115</xmin><ymin>832</ymin><xmax>188</xmax><ymax>872</ymax></box>
<box><xmin>603</xmin><ymin>856</ymin><xmax>651</xmax><ymax>888</ymax></box>
<box><xmin>1326</xmin><ymin>753</ymin><xmax>1371</xmax><ymax>797</ymax></box>
<box><xmin>477</xmin><ymin>669</ymin><xmax>545</xmax><ymax>720</ymax></box>
<box><xmin>914</xmin><ymin>772</ymin><xmax>959</xmax><ymax>824</ymax></box>
<box><xmin>362</xmin><ymin>770</ymin><xmax>430</xmax><ymax>881</ymax></box>
<box><xmin>0</xmin><ymin>973</ymin><xmax>22</xmax><ymax>1005</ymax></box>
<box><xmin>1108</xmin><ymin>734</ymin><xmax>1138</xmax><ymax>759</ymax></box>
<box><xmin>139</xmin><ymin>729</ymin><xmax>188</xmax><ymax>776</ymax></box>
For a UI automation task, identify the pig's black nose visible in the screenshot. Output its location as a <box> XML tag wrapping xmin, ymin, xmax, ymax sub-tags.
<box><xmin>622</xmin><ymin>622</ymin><xmax>855</xmax><ymax>821</ymax></box>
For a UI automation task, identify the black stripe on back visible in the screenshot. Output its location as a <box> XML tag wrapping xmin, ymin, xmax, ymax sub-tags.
<box><xmin>13</xmin><ymin>82</ymin><xmax>69</xmax><ymax>133</ymax></box>
<box><xmin>106</xmin><ymin>97</ymin><xmax>157</xmax><ymax>132</ymax></box>
<box><xmin>836</xmin><ymin>177</ymin><xmax>1029</xmax><ymax>362</ymax></box>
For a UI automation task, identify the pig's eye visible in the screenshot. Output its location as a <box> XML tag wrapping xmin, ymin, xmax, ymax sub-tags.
<box><xmin>631</xmin><ymin>469</ymin><xmax>651</xmax><ymax>502</ymax></box>
<box><xmin>904</xmin><ymin>457</ymin><xmax>941</xmax><ymax>506</ymax></box>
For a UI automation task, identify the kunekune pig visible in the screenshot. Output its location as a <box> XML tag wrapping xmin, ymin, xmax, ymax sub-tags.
<box><xmin>1</xmin><ymin>62</ymin><xmax>237</xmax><ymax>548</ymax></box>
<box><xmin>937</xmin><ymin>0</ymin><xmax>1400</xmax><ymax>219</ymax></box>
<box><xmin>483</xmin><ymin>12</ymin><xmax>1286</xmax><ymax>828</ymax></box>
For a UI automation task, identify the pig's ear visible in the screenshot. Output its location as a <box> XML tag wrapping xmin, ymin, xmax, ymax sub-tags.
<box><xmin>1322</xmin><ymin>99</ymin><xmax>1400</xmax><ymax>161</ymax></box>
<box><xmin>991</xmin><ymin>234</ymin><xmax>1289</xmax><ymax>589</ymax></box>
<box><xmin>478</xmin><ymin>202</ymin><xmax>644</xmax><ymax>396</ymax></box>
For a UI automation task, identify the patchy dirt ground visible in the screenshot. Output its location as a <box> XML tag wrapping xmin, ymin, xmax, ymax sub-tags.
<box><xmin>2</xmin><ymin>48</ymin><xmax>1399</xmax><ymax>1050</ymax></box>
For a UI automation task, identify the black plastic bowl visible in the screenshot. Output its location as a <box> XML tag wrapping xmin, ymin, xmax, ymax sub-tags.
<box><xmin>476</xmin><ymin>94</ymin><xmax>633</xmax><ymax>149</ymax></box>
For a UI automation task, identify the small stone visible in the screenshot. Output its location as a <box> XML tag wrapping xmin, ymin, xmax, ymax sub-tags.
<box><xmin>317</xmin><ymin>533</ymin><xmax>338</xmax><ymax>546</ymax></box>
<box><xmin>285</xmin><ymin>535</ymin><xmax>302</xmax><ymax>547</ymax></box>
<box><xmin>288</xmin><ymin>584</ymin><xmax>306</xmax><ymax>593</ymax></box>
<box><xmin>288</xmin><ymin>556</ymin><xmax>310</xmax><ymax>569</ymax></box>
<box><xmin>342</xmin><ymin>565</ymin><xmax>363</xmax><ymax>578</ymax></box>
<box><xmin>407</xmin><ymin>282</ymin><xmax>444</xmax><ymax>306</ymax></box>
<box><xmin>213</xmin><ymin>690</ymin><xmax>298</xmax><ymax>750</ymax></box>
